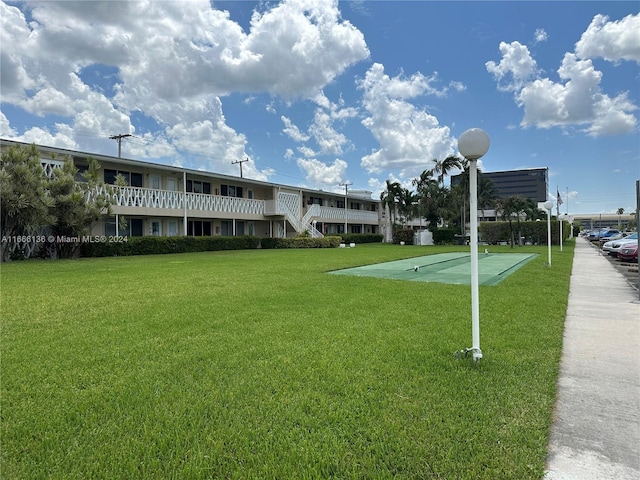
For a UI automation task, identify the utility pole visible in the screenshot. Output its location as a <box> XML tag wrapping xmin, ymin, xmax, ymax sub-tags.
<box><xmin>340</xmin><ymin>182</ymin><xmax>352</xmax><ymax>234</ymax></box>
<box><xmin>232</xmin><ymin>157</ymin><xmax>249</xmax><ymax>178</ymax></box>
<box><xmin>109</xmin><ymin>134</ymin><xmax>132</xmax><ymax>158</ymax></box>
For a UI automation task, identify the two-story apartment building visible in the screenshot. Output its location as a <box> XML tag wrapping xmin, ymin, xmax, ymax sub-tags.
<box><xmin>1</xmin><ymin>139</ymin><xmax>382</xmax><ymax>239</ymax></box>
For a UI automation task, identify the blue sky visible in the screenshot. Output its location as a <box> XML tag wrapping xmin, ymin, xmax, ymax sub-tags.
<box><xmin>1</xmin><ymin>0</ymin><xmax>638</xmax><ymax>214</ymax></box>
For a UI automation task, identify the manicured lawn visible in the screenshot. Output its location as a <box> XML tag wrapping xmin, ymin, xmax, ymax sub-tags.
<box><xmin>1</xmin><ymin>242</ymin><xmax>574</xmax><ymax>479</ymax></box>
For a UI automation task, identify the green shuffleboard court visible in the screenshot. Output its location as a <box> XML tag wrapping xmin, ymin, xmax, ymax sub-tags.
<box><xmin>329</xmin><ymin>252</ymin><xmax>538</xmax><ymax>286</ymax></box>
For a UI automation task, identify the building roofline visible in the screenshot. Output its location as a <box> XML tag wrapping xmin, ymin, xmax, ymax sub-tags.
<box><xmin>1</xmin><ymin>138</ymin><xmax>373</xmax><ymax>201</ymax></box>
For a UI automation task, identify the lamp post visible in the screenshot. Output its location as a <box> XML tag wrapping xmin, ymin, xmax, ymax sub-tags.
<box><xmin>458</xmin><ymin>128</ymin><xmax>490</xmax><ymax>362</ymax></box>
<box><xmin>544</xmin><ymin>200</ymin><xmax>553</xmax><ymax>266</ymax></box>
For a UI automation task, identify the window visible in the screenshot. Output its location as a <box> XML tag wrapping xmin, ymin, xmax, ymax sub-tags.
<box><xmin>130</xmin><ymin>219</ymin><xmax>143</xmax><ymax>236</ymax></box>
<box><xmin>186</xmin><ymin>180</ymin><xmax>211</xmax><ymax>194</ymax></box>
<box><xmin>221</xmin><ymin>220</ymin><xmax>233</xmax><ymax>236</ymax></box>
<box><xmin>75</xmin><ymin>164</ymin><xmax>89</xmax><ymax>182</ymax></box>
<box><xmin>308</xmin><ymin>196</ymin><xmax>323</xmax><ymax>206</ymax></box>
<box><xmin>150</xmin><ymin>175</ymin><xmax>161</xmax><ymax>189</ymax></box>
<box><xmin>187</xmin><ymin>220</ymin><xmax>212</xmax><ymax>236</ymax></box>
<box><xmin>104</xmin><ymin>218</ymin><xmax>143</xmax><ymax>236</ymax></box>
<box><xmin>350</xmin><ymin>202</ymin><xmax>361</xmax><ymax>210</ymax></box>
<box><xmin>221</xmin><ymin>184</ymin><xmax>243</xmax><ymax>197</ymax></box>
<box><xmin>104</xmin><ymin>169</ymin><xmax>142</xmax><ymax>187</ymax></box>
<box><xmin>336</xmin><ymin>200</ymin><xmax>345</xmax><ymax>209</ymax></box>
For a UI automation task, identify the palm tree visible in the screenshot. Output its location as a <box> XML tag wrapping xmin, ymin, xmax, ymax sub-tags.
<box><xmin>380</xmin><ymin>180</ymin><xmax>402</xmax><ymax>226</ymax></box>
<box><xmin>397</xmin><ymin>188</ymin><xmax>417</xmax><ymax>227</ymax></box>
<box><xmin>413</xmin><ymin>169</ymin><xmax>448</xmax><ymax>230</ymax></box>
<box><xmin>433</xmin><ymin>155</ymin><xmax>463</xmax><ymax>186</ymax></box>
<box><xmin>477</xmin><ymin>176</ymin><xmax>500</xmax><ymax>221</ymax></box>
<box><xmin>496</xmin><ymin>195</ymin><xmax>531</xmax><ymax>247</ymax></box>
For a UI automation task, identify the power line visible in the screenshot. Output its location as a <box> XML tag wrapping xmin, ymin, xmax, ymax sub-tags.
<box><xmin>109</xmin><ymin>133</ymin><xmax>133</xmax><ymax>158</ymax></box>
<box><xmin>340</xmin><ymin>181</ymin><xmax>352</xmax><ymax>233</ymax></box>
<box><xmin>232</xmin><ymin>157</ymin><xmax>249</xmax><ymax>178</ymax></box>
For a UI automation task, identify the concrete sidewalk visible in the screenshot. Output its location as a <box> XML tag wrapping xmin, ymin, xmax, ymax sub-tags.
<box><xmin>545</xmin><ymin>237</ymin><xmax>640</xmax><ymax>479</ymax></box>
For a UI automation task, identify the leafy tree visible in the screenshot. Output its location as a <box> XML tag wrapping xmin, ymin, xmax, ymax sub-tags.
<box><xmin>0</xmin><ymin>144</ymin><xmax>55</xmax><ymax>261</ymax></box>
<box><xmin>48</xmin><ymin>156</ymin><xmax>113</xmax><ymax>258</ymax></box>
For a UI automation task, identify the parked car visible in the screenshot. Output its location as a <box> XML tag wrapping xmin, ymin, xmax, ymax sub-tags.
<box><xmin>618</xmin><ymin>243</ymin><xmax>638</xmax><ymax>263</ymax></box>
<box><xmin>603</xmin><ymin>232</ymin><xmax>637</xmax><ymax>255</ymax></box>
<box><xmin>588</xmin><ymin>229</ymin><xmax>620</xmax><ymax>242</ymax></box>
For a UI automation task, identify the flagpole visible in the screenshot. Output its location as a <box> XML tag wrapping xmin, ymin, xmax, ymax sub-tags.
<box><xmin>557</xmin><ymin>186</ymin><xmax>563</xmax><ymax>252</ymax></box>
<box><xmin>566</xmin><ymin>187</ymin><xmax>572</xmax><ymax>238</ymax></box>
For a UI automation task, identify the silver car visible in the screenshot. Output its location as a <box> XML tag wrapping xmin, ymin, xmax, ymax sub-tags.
<box><xmin>603</xmin><ymin>232</ymin><xmax>638</xmax><ymax>256</ymax></box>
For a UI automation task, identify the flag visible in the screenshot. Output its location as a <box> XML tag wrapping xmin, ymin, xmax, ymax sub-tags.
<box><xmin>557</xmin><ymin>188</ymin><xmax>563</xmax><ymax>206</ymax></box>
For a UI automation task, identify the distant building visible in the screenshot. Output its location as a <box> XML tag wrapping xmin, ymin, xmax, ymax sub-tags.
<box><xmin>451</xmin><ymin>167</ymin><xmax>548</xmax><ymax>203</ymax></box>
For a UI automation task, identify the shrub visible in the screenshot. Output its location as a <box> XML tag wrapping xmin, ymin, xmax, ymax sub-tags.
<box><xmin>340</xmin><ymin>233</ymin><xmax>383</xmax><ymax>244</ymax></box>
<box><xmin>260</xmin><ymin>236</ymin><xmax>342</xmax><ymax>249</ymax></box>
<box><xmin>479</xmin><ymin>220</ymin><xmax>568</xmax><ymax>245</ymax></box>
<box><xmin>392</xmin><ymin>228</ymin><xmax>414</xmax><ymax>245</ymax></box>
<box><xmin>432</xmin><ymin>228</ymin><xmax>456</xmax><ymax>245</ymax></box>
<box><xmin>80</xmin><ymin>235</ymin><xmax>261</xmax><ymax>257</ymax></box>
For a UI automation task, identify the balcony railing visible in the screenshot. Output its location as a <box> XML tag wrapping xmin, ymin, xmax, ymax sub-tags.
<box><xmin>303</xmin><ymin>204</ymin><xmax>379</xmax><ymax>223</ymax></box>
<box><xmin>91</xmin><ymin>185</ymin><xmax>265</xmax><ymax>215</ymax></box>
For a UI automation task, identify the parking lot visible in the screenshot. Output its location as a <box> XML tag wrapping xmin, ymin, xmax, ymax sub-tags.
<box><xmin>597</xmin><ymin>246</ymin><xmax>639</xmax><ymax>292</ymax></box>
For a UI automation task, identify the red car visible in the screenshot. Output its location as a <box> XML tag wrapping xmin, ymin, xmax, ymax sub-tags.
<box><xmin>618</xmin><ymin>243</ymin><xmax>638</xmax><ymax>263</ymax></box>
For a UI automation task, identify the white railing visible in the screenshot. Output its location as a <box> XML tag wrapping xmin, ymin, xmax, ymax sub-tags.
<box><xmin>89</xmin><ymin>185</ymin><xmax>265</xmax><ymax>215</ymax></box>
<box><xmin>186</xmin><ymin>193</ymin><xmax>264</xmax><ymax>215</ymax></box>
<box><xmin>265</xmin><ymin>193</ymin><xmax>323</xmax><ymax>237</ymax></box>
<box><xmin>303</xmin><ymin>204</ymin><xmax>379</xmax><ymax>223</ymax></box>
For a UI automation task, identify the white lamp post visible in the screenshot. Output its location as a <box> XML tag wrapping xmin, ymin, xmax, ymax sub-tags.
<box><xmin>544</xmin><ymin>200</ymin><xmax>553</xmax><ymax>266</ymax></box>
<box><xmin>458</xmin><ymin>128</ymin><xmax>490</xmax><ymax>362</ymax></box>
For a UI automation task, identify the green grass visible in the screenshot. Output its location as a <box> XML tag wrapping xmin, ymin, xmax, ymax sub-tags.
<box><xmin>1</xmin><ymin>242</ymin><xmax>574</xmax><ymax>479</ymax></box>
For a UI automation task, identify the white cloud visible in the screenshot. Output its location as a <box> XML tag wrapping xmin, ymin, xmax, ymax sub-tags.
<box><xmin>281</xmin><ymin>116</ymin><xmax>310</xmax><ymax>142</ymax></box>
<box><xmin>485</xmin><ymin>41</ymin><xmax>539</xmax><ymax>92</ymax></box>
<box><xmin>296</xmin><ymin>157</ymin><xmax>348</xmax><ymax>187</ymax></box>
<box><xmin>516</xmin><ymin>53</ymin><xmax>637</xmax><ymax>135</ymax></box>
<box><xmin>534</xmin><ymin>28</ymin><xmax>548</xmax><ymax>44</ymax></box>
<box><xmin>487</xmin><ymin>16</ymin><xmax>639</xmax><ymax>136</ymax></box>
<box><xmin>0</xmin><ymin>111</ymin><xmax>17</xmax><ymax>137</ymax></box>
<box><xmin>575</xmin><ymin>13</ymin><xmax>640</xmax><ymax>63</ymax></box>
<box><xmin>309</xmin><ymin>108</ymin><xmax>349</xmax><ymax>155</ymax></box>
<box><xmin>297</xmin><ymin>146</ymin><xmax>317</xmax><ymax>158</ymax></box>
<box><xmin>357</xmin><ymin>63</ymin><xmax>455</xmax><ymax>178</ymax></box>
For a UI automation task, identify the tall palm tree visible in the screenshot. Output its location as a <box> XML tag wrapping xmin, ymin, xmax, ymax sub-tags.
<box><xmin>380</xmin><ymin>180</ymin><xmax>402</xmax><ymax>226</ymax></box>
<box><xmin>397</xmin><ymin>188</ymin><xmax>417</xmax><ymax>227</ymax></box>
<box><xmin>433</xmin><ymin>155</ymin><xmax>463</xmax><ymax>186</ymax></box>
<box><xmin>477</xmin><ymin>176</ymin><xmax>500</xmax><ymax>221</ymax></box>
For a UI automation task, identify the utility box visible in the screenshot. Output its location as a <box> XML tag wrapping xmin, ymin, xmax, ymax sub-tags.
<box><xmin>414</xmin><ymin>230</ymin><xmax>434</xmax><ymax>246</ymax></box>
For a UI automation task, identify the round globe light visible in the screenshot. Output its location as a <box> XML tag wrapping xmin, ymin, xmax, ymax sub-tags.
<box><xmin>544</xmin><ymin>200</ymin><xmax>553</xmax><ymax>211</ymax></box>
<box><xmin>458</xmin><ymin>128</ymin><xmax>490</xmax><ymax>160</ymax></box>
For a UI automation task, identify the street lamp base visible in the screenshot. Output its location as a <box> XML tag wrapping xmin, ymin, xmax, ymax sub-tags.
<box><xmin>455</xmin><ymin>347</ymin><xmax>483</xmax><ymax>362</ymax></box>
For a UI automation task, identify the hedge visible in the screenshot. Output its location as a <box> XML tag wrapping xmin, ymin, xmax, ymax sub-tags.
<box><xmin>80</xmin><ymin>235</ymin><xmax>261</xmax><ymax>257</ymax></box>
<box><xmin>392</xmin><ymin>229</ymin><xmax>415</xmax><ymax>245</ymax></box>
<box><xmin>433</xmin><ymin>228</ymin><xmax>456</xmax><ymax>245</ymax></box>
<box><xmin>339</xmin><ymin>233</ymin><xmax>383</xmax><ymax>244</ymax></box>
<box><xmin>260</xmin><ymin>236</ymin><xmax>342</xmax><ymax>249</ymax></box>
<box><xmin>479</xmin><ymin>220</ymin><xmax>569</xmax><ymax>245</ymax></box>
